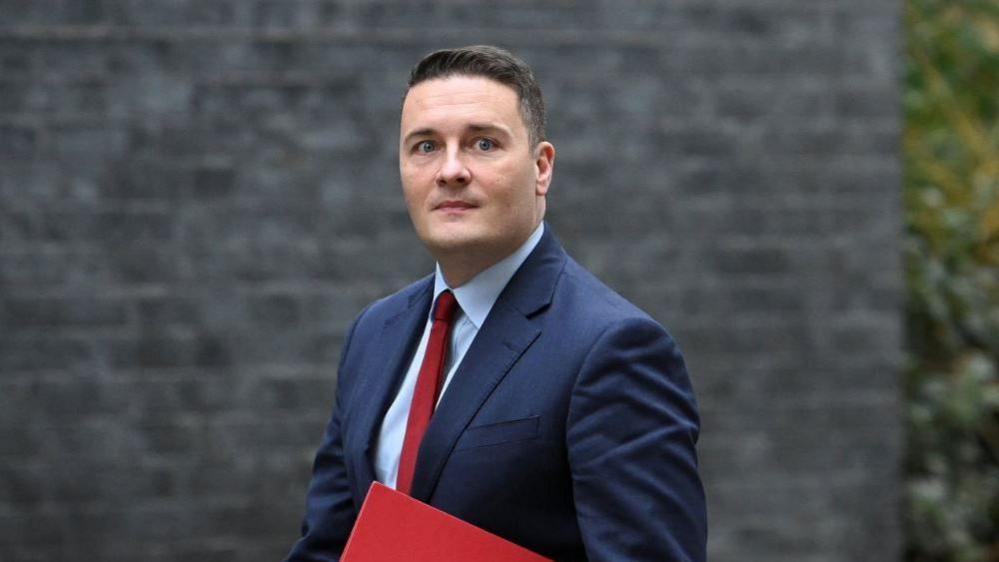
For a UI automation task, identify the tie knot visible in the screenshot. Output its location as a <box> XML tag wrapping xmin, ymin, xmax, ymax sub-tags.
<box><xmin>432</xmin><ymin>290</ymin><xmax>458</xmax><ymax>322</ymax></box>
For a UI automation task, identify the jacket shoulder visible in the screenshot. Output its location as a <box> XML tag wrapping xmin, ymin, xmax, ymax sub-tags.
<box><xmin>559</xmin><ymin>257</ymin><xmax>660</xmax><ymax>327</ymax></box>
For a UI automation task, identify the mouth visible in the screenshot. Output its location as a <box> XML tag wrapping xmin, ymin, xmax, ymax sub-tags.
<box><xmin>434</xmin><ymin>200</ymin><xmax>478</xmax><ymax>212</ymax></box>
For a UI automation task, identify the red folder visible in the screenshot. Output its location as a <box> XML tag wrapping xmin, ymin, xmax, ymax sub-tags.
<box><xmin>341</xmin><ymin>482</ymin><xmax>552</xmax><ymax>561</ymax></box>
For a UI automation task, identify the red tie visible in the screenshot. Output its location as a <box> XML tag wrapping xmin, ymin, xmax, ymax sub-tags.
<box><xmin>396</xmin><ymin>290</ymin><xmax>459</xmax><ymax>495</ymax></box>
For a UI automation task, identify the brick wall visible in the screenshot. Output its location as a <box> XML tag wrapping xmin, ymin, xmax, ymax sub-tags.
<box><xmin>0</xmin><ymin>2</ymin><xmax>902</xmax><ymax>561</ymax></box>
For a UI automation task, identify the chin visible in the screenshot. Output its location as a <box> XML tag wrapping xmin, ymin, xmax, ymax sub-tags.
<box><xmin>422</xmin><ymin>224</ymin><xmax>488</xmax><ymax>253</ymax></box>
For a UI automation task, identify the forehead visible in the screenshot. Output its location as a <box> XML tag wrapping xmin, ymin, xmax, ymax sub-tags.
<box><xmin>401</xmin><ymin>75</ymin><xmax>523</xmax><ymax>131</ymax></box>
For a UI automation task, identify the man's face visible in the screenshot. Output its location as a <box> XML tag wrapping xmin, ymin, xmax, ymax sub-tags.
<box><xmin>399</xmin><ymin>75</ymin><xmax>554</xmax><ymax>266</ymax></box>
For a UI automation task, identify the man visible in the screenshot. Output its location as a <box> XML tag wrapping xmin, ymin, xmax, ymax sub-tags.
<box><xmin>285</xmin><ymin>45</ymin><xmax>706</xmax><ymax>562</ymax></box>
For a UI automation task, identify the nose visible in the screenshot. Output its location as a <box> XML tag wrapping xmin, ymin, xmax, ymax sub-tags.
<box><xmin>436</xmin><ymin>148</ymin><xmax>471</xmax><ymax>187</ymax></box>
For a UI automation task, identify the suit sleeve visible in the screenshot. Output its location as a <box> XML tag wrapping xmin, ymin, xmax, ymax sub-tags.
<box><xmin>284</xmin><ymin>307</ymin><xmax>368</xmax><ymax>562</ymax></box>
<box><xmin>566</xmin><ymin>317</ymin><xmax>707</xmax><ymax>562</ymax></box>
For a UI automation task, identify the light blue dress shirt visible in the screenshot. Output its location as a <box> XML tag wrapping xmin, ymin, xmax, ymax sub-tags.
<box><xmin>373</xmin><ymin>222</ymin><xmax>545</xmax><ymax>489</ymax></box>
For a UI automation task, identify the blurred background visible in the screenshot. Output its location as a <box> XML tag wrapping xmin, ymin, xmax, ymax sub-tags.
<box><xmin>0</xmin><ymin>0</ymin><xmax>989</xmax><ymax>561</ymax></box>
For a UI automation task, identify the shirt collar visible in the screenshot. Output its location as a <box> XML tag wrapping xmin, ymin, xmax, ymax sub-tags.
<box><xmin>432</xmin><ymin>222</ymin><xmax>545</xmax><ymax>329</ymax></box>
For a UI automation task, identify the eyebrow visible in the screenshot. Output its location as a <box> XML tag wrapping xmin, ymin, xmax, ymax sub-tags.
<box><xmin>402</xmin><ymin>128</ymin><xmax>436</xmax><ymax>145</ymax></box>
<box><xmin>402</xmin><ymin>123</ymin><xmax>512</xmax><ymax>145</ymax></box>
<box><xmin>467</xmin><ymin>123</ymin><xmax>509</xmax><ymax>136</ymax></box>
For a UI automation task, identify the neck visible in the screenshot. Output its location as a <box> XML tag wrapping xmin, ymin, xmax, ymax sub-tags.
<box><xmin>437</xmin><ymin>250</ymin><xmax>504</xmax><ymax>288</ymax></box>
<box><xmin>436</xmin><ymin>220</ymin><xmax>542</xmax><ymax>288</ymax></box>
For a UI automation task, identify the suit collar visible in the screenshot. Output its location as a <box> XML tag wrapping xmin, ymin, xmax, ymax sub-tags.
<box><xmin>497</xmin><ymin>222</ymin><xmax>567</xmax><ymax>318</ymax></box>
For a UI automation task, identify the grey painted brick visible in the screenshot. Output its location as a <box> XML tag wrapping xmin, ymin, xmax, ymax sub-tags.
<box><xmin>135</xmin><ymin>295</ymin><xmax>202</xmax><ymax>327</ymax></box>
<box><xmin>106</xmin><ymin>334</ymin><xmax>231</xmax><ymax>369</ymax></box>
<box><xmin>0</xmin><ymin>122</ymin><xmax>37</xmax><ymax>158</ymax></box>
<box><xmin>0</xmin><ymin>334</ymin><xmax>95</xmax><ymax>371</ymax></box>
<box><xmin>3</xmin><ymin>296</ymin><xmax>128</xmax><ymax>329</ymax></box>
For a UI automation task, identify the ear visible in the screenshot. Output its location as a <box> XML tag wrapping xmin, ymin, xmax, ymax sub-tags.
<box><xmin>534</xmin><ymin>141</ymin><xmax>555</xmax><ymax>196</ymax></box>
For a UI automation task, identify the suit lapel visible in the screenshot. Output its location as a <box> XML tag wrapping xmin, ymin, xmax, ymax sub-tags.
<box><xmin>409</xmin><ymin>226</ymin><xmax>568</xmax><ymax>502</ymax></box>
<box><xmin>348</xmin><ymin>277</ymin><xmax>433</xmax><ymax>504</ymax></box>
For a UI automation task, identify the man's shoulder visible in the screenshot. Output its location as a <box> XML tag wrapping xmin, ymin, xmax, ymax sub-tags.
<box><xmin>562</xmin><ymin>257</ymin><xmax>652</xmax><ymax>321</ymax></box>
<box><xmin>556</xmin><ymin>255</ymin><xmax>662</xmax><ymax>329</ymax></box>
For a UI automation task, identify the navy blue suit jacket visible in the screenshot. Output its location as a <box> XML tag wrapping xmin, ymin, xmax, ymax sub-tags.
<box><xmin>285</xmin><ymin>226</ymin><xmax>706</xmax><ymax>561</ymax></box>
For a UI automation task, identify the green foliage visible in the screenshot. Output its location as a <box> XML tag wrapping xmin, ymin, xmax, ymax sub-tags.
<box><xmin>904</xmin><ymin>0</ymin><xmax>999</xmax><ymax>560</ymax></box>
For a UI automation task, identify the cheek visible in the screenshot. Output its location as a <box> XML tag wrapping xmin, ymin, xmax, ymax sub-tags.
<box><xmin>483</xmin><ymin>162</ymin><xmax>526</xmax><ymax>193</ymax></box>
<box><xmin>401</xmin><ymin>167</ymin><xmax>431</xmax><ymax>198</ymax></box>
<box><xmin>406</xmin><ymin>192</ymin><xmax>430</xmax><ymax>216</ymax></box>
<box><xmin>492</xmin><ymin>166</ymin><xmax>537</xmax><ymax>208</ymax></box>
<box><xmin>400</xmin><ymin>183</ymin><xmax>426</xmax><ymax>215</ymax></box>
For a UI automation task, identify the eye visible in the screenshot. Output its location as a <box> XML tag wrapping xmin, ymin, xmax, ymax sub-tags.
<box><xmin>476</xmin><ymin>138</ymin><xmax>495</xmax><ymax>151</ymax></box>
<box><xmin>417</xmin><ymin>140</ymin><xmax>436</xmax><ymax>153</ymax></box>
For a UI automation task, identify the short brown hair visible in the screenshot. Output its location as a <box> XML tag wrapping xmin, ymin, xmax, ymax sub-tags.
<box><xmin>406</xmin><ymin>45</ymin><xmax>547</xmax><ymax>148</ymax></box>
